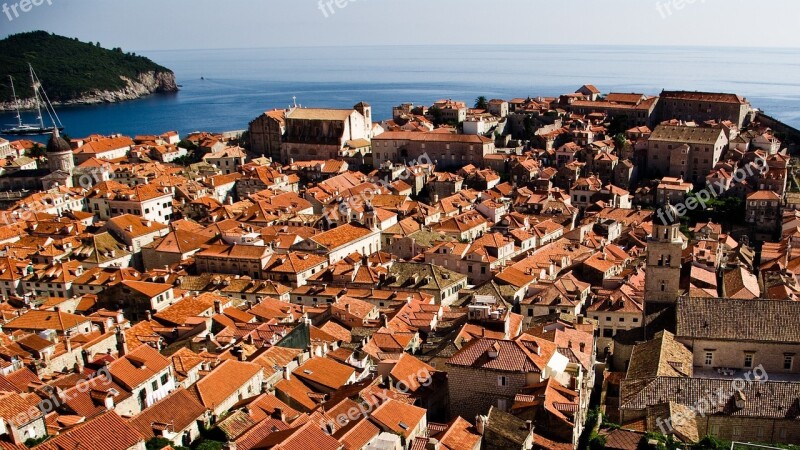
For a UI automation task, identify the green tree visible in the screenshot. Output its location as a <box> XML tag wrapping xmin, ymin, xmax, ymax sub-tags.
<box><xmin>0</xmin><ymin>31</ymin><xmax>174</xmax><ymax>103</ymax></box>
<box><xmin>428</xmin><ymin>106</ymin><xmax>444</xmax><ymax>126</ymax></box>
<box><xmin>613</xmin><ymin>133</ymin><xmax>627</xmax><ymax>149</ymax></box>
<box><xmin>146</xmin><ymin>438</ymin><xmax>172</xmax><ymax>450</ymax></box>
<box><xmin>694</xmin><ymin>436</ymin><xmax>729</xmax><ymax>450</ymax></box>
<box><xmin>474</xmin><ymin>96</ymin><xmax>488</xmax><ymax>110</ymax></box>
<box><xmin>194</xmin><ymin>440</ymin><xmax>225</xmax><ymax>450</ymax></box>
<box><xmin>24</xmin><ymin>436</ymin><xmax>49</xmax><ymax>448</ymax></box>
<box><xmin>28</xmin><ymin>144</ymin><xmax>47</xmax><ymax>159</ymax></box>
<box><xmin>607</xmin><ymin>115</ymin><xmax>630</xmax><ymax>136</ymax></box>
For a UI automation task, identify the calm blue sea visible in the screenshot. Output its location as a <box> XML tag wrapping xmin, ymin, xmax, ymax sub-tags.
<box><xmin>2</xmin><ymin>45</ymin><xmax>800</xmax><ymax>141</ymax></box>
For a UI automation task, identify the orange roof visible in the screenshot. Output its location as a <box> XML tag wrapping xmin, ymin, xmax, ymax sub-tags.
<box><xmin>309</xmin><ymin>224</ymin><xmax>374</xmax><ymax>250</ymax></box>
<box><xmin>128</xmin><ymin>388</ymin><xmax>206</xmax><ymax>439</ymax></box>
<box><xmin>274</xmin><ymin>376</ymin><xmax>318</xmax><ymax>411</ymax></box>
<box><xmin>75</xmin><ymin>136</ymin><xmax>134</xmax><ymax>155</ymax></box>
<box><xmin>154</xmin><ymin>292</ymin><xmax>222</xmax><ymax>326</ymax></box>
<box><xmin>193</xmin><ymin>359</ymin><xmax>262</xmax><ymax>409</ymax></box>
<box><xmin>747</xmin><ymin>190</ymin><xmax>781</xmax><ymax>201</ymax></box>
<box><xmin>389</xmin><ymin>353</ymin><xmax>435</xmax><ymax>394</ymax></box>
<box><xmin>120</xmin><ymin>280</ymin><xmax>172</xmax><ymax>298</ymax></box>
<box><xmin>370</xmin><ymin>398</ymin><xmax>426</xmax><ymax>439</ymax></box>
<box><xmin>37</xmin><ymin>411</ymin><xmax>144</xmax><ymax>450</ymax></box>
<box><xmin>108</xmin><ymin>344</ymin><xmax>171</xmax><ymax>390</ymax></box>
<box><xmin>293</xmin><ymin>357</ymin><xmax>354</xmax><ymax>391</ymax></box>
<box><xmin>4</xmin><ymin>309</ymin><xmax>90</xmax><ymax>333</ymax></box>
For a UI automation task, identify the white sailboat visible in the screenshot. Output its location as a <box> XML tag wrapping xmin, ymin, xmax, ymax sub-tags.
<box><xmin>2</xmin><ymin>64</ymin><xmax>65</xmax><ymax>136</ymax></box>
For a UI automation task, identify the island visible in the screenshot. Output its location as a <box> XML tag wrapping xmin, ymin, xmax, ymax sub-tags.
<box><xmin>0</xmin><ymin>31</ymin><xmax>178</xmax><ymax>110</ymax></box>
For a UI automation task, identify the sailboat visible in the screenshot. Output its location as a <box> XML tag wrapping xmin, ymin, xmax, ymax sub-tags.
<box><xmin>2</xmin><ymin>64</ymin><xmax>65</xmax><ymax>136</ymax></box>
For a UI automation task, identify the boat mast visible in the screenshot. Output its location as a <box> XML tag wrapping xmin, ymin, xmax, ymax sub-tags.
<box><xmin>30</xmin><ymin>66</ymin><xmax>63</xmax><ymax>130</ymax></box>
<box><xmin>29</xmin><ymin>64</ymin><xmax>44</xmax><ymax>129</ymax></box>
<box><xmin>8</xmin><ymin>76</ymin><xmax>23</xmax><ymax>127</ymax></box>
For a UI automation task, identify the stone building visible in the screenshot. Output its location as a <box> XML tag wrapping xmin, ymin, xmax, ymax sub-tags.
<box><xmin>675</xmin><ymin>297</ymin><xmax>800</xmax><ymax>376</ymax></box>
<box><xmin>371</xmin><ymin>131</ymin><xmax>494</xmax><ymax>168</ymax></box>
<box><xmin>47</xmin><ymin>128</ymin><xmax>75</xmax><ymax>178</ymax></box>
<box><xmin>658</xmin><ymin>91</ymin><xmax>753</xmax><ymax>128</ymax></box>
<box><xmin>248</xmin><ymin>109</ymin><xmax>286</xmax><ymax>161</ymax></box>
<box><xmin>446</xmin><ymin>335</ymin><xmax>568</xmax><ymax>421</ymax></box>
<box><xmin>746</xmin><ymin>190</ymin><xmax>782</xmax><ymax>240</ymax></box>
<box><xmin>569</xmin><ymin>96</ymin><xmax>659</xmax><ymax>128</ymax></box>
<box><xmin>644</xmin><ymin>204</ymin><xmax>686</xmax><ymax>307</ymax></box>
<box><xmin>619</xmin><ymin>300</ymin><xmax>800</xmax><ymax>444</ymax></box>
<box><xmin>279</xmin><ymin>103</ymin><xmax>372</xmax><ymax>163</ymax></box>
<box><xmin>647</xmin><ymin>125</ymin><xmax>728</xmax><ymax>183</ymax></box>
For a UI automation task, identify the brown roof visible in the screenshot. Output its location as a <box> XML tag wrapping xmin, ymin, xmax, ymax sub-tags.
<box><xmin>129</xmin><ymin>387</ymin><xmax>206</xmax><ymax>439</ymax></box>
<box><xmin>626</xmin><ymin>331</ymin><xmax>693</xmax><ymax>380</ymax></box>
<box><xmin>649</xmin><ymin>125</ymin><xmax>725</xmax><ymax>144</ymax></box>
<box><xmin>747</xmin><ymin>190</ymin><xmax>781</xmax><ymax>201</ymax></box>
<box><xmin>287</xmin><ymin>108</ymin><xmax>355</xmax><ymax>121</ymax></box>
<box><xmin>676</xmin><ymin>297</ymin><xmax>800</xmax><ymax>344</ymax></box>
<box><xmin>197</xmin><ymin>244</ymin><xmax>271</xmax><ymax>260</ymax></box>
<box><xmin>660</xmin><ymin>90</ymin><xmax>747</xmax><ymax>104</ymax></box>
<box><xmin>446</xmin><ymin>335</ymin><xmax>556</xmax><ymax>373</ymax></box>
<box><xmin>373</xmin><ymin>131</ymin><xmax>492</xmax><ymax>144</ymax></box>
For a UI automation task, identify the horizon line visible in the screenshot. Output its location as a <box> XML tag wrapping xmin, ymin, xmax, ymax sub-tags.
<box><xmin>136</xmin><ymin>42</ymin><xmax>800</xmax><ymax>53</ymax></box>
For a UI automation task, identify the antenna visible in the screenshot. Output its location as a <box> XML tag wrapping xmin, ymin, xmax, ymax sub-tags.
<box><xmin>292</xmin><ymin>96</ymin><xmax>297</xmax><ymax>108</ymax></box>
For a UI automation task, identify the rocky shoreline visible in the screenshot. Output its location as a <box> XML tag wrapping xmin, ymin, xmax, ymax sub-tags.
<box><xmin>0</xmin><ymin>71</ymin><xmax>179</xmax><ymax>111</ymax></box>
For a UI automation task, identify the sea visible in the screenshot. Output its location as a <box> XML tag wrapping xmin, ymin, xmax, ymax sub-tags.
<box><xmin>2</xmin><ymin>45</ymin><xmax>800</xmax><ymax>142</ymax></box>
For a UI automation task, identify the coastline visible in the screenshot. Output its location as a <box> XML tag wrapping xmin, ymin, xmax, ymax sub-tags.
<box><xmin>0</xmin><ymin>70</ymin><xmax>179</xmax><ymax>112</ymax></box>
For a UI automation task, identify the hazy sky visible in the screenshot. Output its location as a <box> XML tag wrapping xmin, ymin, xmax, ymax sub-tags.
<box><xmin>1</xmin><ymin>0</ymin><xmax>799</xmax><ymax>51</ymax></box>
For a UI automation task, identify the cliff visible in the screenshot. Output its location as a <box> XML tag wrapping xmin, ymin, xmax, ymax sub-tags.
<box><xmin>0</xmin><ymin>71</ymin><xmax>178</xmax><ymax>110</ymax></box>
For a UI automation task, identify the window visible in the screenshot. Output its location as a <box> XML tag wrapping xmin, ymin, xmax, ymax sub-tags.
<box><xmin>151</xmin><ymin>380</ymin><xmax>159</xmax><ymax>391</ymax></box>
<box><xmin>161</xmin><ymin>373</ymin><xmax>169</xmax><ymax>384</ymax></box>
<box><xmin>744</xmin><ymin>353</ymin><xmax>754</xmax><ymax>368</ymax></box>
<box><xmin>704</xmin><ymin>352</ymin><xmax>714</xmax><ymax>366</ymax></box>
<box><xmin>497</xmin><ymin>376</ymin><xmax>508</xmax><ymax>387</ymax></box>
<box><xmin>784</xmin><ymin>355</ymin><xmax>794</xmax><ymax>371</ymax></box>
<box><xmin>603</xmin><ymin>329</ymin><xmax>613</xmax><ymax>338</ymax></box>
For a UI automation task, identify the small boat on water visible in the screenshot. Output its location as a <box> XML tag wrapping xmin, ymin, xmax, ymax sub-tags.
<box><xmin>2</xmin><ymin>64</ymin><xmax>65</xmax><ymax>136</ymax></box>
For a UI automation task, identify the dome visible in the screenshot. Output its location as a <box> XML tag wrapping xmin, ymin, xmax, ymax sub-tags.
<box><xmin>47</xmin><ymin>129</ymin><xmax>71</xmax><ymax>154</ymax></box>
<box><xmin>658</xmin><ymin>202</ymin><xmax>682</xmax><ymax>226</ymax></box>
